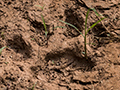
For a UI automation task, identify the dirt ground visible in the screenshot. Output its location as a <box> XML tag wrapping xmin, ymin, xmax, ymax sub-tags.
<box><xmin>0</xmin><ymin>0</ymin><xmax>120</xmax><ymax>90</ymax></box>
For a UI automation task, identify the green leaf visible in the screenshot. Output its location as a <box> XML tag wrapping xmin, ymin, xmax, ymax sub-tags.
<box><xmin>53</xmin><ymin>26</ymin><xmax>67</xmax><ymax>29</ymax></box>
<box><xmin>59</xmin><ymin>20</ymin><xmax>84</xmax><ymax>37</ymax></box>
<box><xmin>4</xmin><ymin>62</ymin><xmax>9</xmax><ymax>64</ymax></box>
<box><xmin>85</xmin><ymin>9</ymin><xmax>90</xmax><ymax>34</ymax></box>
<box><xmin>90</xmin><ymin>8</ymin><xmax>104</xmax><ymax>17</ymax></box>
<box><xmin>90</xmin><ymin>8</ymin><xmax>99</xmax><ymax>16</ymax></box>
<box><xmin>45</xmin><ymin>31</ymin><xmax>48</xmax><ymax>37</ymax></box>
<box><xmin>52</xmin><ymin>60</ymin><xmax>54</xmax><ymax>64</ymax></box>
<box><xmin>35</xmin><ymin>5</ymin><xmax>45</xmax><ymax>10</ymax></box>
<box><xmin>0</xmin><ymin>46</ymin><xmax>6</xmax><ymax>55</ymax></box>
<box><xmin>86</xmin><ymin>17</ymin><xmax>105</xmax><ymax>34</ymax></box>
<box><xmin>1</xmin><ymin>32</ymin><xmax>4</xmax><ymax>35</ymax></box>
<box><xmin>107</xmin><ymin>34</ymin><xmax>110</xmax><ymax>37</ymax></box>
<box><xmin>92</xmin><ymin>43</ymin><xmax>96</xmax><ymax>45</ymax></box>
<box><xmin>32</xmin><ymin>82</ymin><xmax>37</xmax><ymax>90</ymax></box>
<box><xmin>82</xmin><ymin>52</ymin><xmax>85</xmax><ymax>54</ymax></box>
<box><xmin>31</xmin><ymin>38</ymin><xmax>34</xmax><ymax>40</ymax></box>
<box><xmin>41</xmin><ymin>14</ymin><xmax>48</xmax><ymax>37</ymax></box>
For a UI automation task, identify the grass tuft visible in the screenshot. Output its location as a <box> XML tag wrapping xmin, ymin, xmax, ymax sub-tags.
<box><xmin>59</xmin><ymin>8</ymin><xmax>105</xmax><ymax>59</ymax></box>
<box><xmin>41</xmin><ymin>14</ymin><xmax>48</xmax><ymax>37</ymax></box>
<box><xmin>35</xmin><ymin>5</ymin><xmax>48</xmax><ymax>38</ymax></box>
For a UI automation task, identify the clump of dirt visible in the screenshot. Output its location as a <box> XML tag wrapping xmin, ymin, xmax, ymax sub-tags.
<box><xmin>0</xmin><ymin>0</ymin><xmax>120</xmax><ymax>90</ymax></box>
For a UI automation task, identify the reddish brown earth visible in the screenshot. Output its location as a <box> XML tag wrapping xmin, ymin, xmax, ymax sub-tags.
<box><xmin>0</xmin><ymin>0</ymin><xmax>120</xmax><ymax>90</ymax></box>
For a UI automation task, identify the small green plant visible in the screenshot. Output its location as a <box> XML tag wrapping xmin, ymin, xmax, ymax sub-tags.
<box><xmin>0</xmin><ymin>46</ymin><xmax>6</xmax><ymax>55</ymax></box>
<box><xmin>1</xmin><ymin>32</ymin><xmax>4</xmax><ymax>36</ymax></box>
<box><xmin>31</xmin><ymin>82</ymin><xmax>37</xmax><ymax>90</ymax></box>
<box><xmin>4</xmin><ymin>62</ymin><xmax>9</xmax><ymax>65</ymax></box>
<box><xmin>35</xmin><ymin>5</ymin><xmax>67</xmax><ymax>38</ymax></box>
<box><xmin>53</xmin><ymin>26</ymin><xmax>67</xmax><ymax>29</ymax></box>
<box><xmin>35</xmin><ymin>5</ymin><xmax>45</xmax><ymax>11</ymax></box>
<box><xmin>52</xmin><ymin>60</ymin><xmax>54</xmax><ymax>64</ymax></box>
<box><xmin>41</xmin><ymin>14</ymin><xmax>48</xmax><ymax>37</ymax></box>
<box><xmin>59</xmin><ymin>9</ymin><xmax>105</xmax><ymax>59</ymax></box>
<box><xmin>31</xmin><ymin>38</ymin><xmax>34</xmax><ymax>41</ymax></box>
<box><xmin>35</xmin><ymin>5</ymin><xmax>48</xmax><ymax>38</ymax></box>
<box><xmin>28</xmin><ymin>82</ymin><xmax>37</xmax><ymax>90</ymax></box>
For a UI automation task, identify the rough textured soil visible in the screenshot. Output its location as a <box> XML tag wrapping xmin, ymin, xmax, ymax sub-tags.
<box><xmin>0</xmin><ymin>0</ymin><xmax>120</xmax><ymax>90</ymax></box>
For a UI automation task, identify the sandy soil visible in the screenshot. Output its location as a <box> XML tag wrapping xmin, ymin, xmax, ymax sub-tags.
<box><xmin>0</xmin><ymin>0</ymin><xmax>120</xmax><ymax>90</ymax></box>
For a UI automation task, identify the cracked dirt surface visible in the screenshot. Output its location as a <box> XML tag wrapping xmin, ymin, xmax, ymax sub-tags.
<box><xmin>0</xmin><ymin>0</ymin><xmax>120</xmax><ymax>90</ymax></box>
